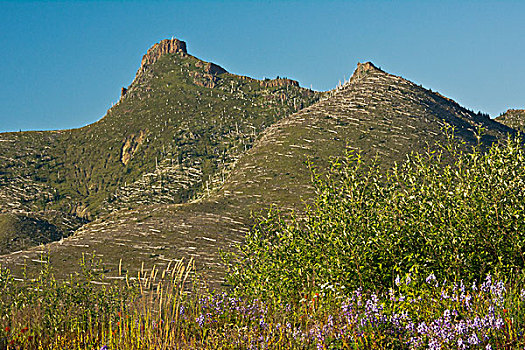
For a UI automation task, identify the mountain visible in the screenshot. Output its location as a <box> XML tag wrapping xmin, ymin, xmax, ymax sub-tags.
<box><xmin>0</xmin><ymin>53</ymin><xmax>515</xmax><ymax>286</ymax></box>
<box><xmin>0</xmin><ymin>39</ymin><xmax>319</xmax><ymax>254</ymax></box>
<box><xmin>496</xmin><ymin>109</ymin><xmax>525</xmax><ymax>132</ymax></box>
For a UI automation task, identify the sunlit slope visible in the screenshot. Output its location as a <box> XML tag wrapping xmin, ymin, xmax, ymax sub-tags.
<box><xmin>1</xmin><ymin>62</ymin><xmax>514</xmax><ymax>286</ymax></box>
<box><xmin>496</xmin><ymin>109</ymin><xmax>525</xmax><ymax>132</ymax></box>
<box><xmin>218</xmin><ymin>62</ymin><xmax>513</xmax><ymax>211</ymax></box>
<box><xmin>0</xmin><ymin>39</ymin><xmax>319</xmax><ymax>253</ymax></box>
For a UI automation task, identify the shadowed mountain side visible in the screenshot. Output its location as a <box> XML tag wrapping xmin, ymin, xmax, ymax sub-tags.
<box><xmin>0</xmin><ymin>62</ymin><xmax>514</xmax><ymax>287</ymax></box>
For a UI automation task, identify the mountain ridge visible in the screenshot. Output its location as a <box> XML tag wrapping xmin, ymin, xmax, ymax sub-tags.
<box><xmin>0</xmin><ymin>44</ymin><xmax>516</xmax><ymax>286</ymax></box>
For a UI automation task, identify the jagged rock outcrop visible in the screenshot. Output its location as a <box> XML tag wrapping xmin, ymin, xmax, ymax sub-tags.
<box><xmin>496</xmin><ymin>109</ymin><xmax>525</xmax><ymax>131</ymax></box>
<box><xmin>349</xmin><ymin>62</ymin><xmax>383</xmax><ymax>83</ymax></box>
<box><xmin>260</xmin><ymin>78</ymin><xmax>300</xmax><ymax>88</ymax></box>
<box><xmin>195</xmin><ymin>61</ymin><xmax>227</xmax><ymax>75</ymax></box>
<box><xmin>137</xmin><ymin>38</ymin><xmax>187</xmax><ymax>76</ymax></box>
<box><xmin>189</xmin><ymin>61</ymin><xmax>228</xmax><ymax>88</ymax></box>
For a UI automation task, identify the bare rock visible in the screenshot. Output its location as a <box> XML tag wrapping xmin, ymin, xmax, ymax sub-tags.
<box><xmin>137</xmin><ymin>38</ymin><xmax>187</xmax><ymax>76</ymax></box>
<box><xmin>121</xmin><ymin>130</ymin><xmax>147</xmax><ymax>165</ymax></box>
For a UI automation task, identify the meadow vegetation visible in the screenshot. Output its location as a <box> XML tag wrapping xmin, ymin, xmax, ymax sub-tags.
<box><xmin>2</xmin><ymin>134</ymin><xmax>525</xmax><ymax>349</ymax></box>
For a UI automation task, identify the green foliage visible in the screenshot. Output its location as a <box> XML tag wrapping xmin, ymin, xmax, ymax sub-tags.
<box><xmin>227</xmin><ymin>135</ymin><xmax>525</xmax><ymax>301</ymax></box>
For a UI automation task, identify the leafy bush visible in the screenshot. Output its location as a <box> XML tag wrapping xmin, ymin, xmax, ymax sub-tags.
<box><xmin>227</xmin><ymin>135</ymin><xmax>525</xmax><ymax>301</ymax></box>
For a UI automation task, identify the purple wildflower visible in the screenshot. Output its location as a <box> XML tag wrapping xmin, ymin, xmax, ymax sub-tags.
<box><xmin>426</xmin><ymin>273</ymin><xmax>437</xmax><ymax>285</ymax></box>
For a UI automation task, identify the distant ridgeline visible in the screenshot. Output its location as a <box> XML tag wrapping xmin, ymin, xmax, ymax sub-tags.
<box><xmin>0</xmin><ymin>39</ymin><xmax>518</xmax><ymax>279</ymax></box>
<box><xmin>496</xmin><ymin>109</ymin><xmax>525</xmax><ymax>132</ymax></box>
<box><xmin>0</xmin><ymin>38</ymin><xmax>319</xmax><ymax>254</ymax></box>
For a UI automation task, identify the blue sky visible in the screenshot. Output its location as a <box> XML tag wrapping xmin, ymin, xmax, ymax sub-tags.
<box><xmin>0</xmin><ymin>1</ymin><xmax>524</xmax><ymax>132</ymax></box>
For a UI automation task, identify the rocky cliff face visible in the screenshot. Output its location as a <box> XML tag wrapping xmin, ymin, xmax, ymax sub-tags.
<box><xmin>137</xmin><ymin>38</ymin><xmax>187</xmax><ymax>76</ymax></box>
<box><xmin>349</xmin><ymin>62</ymin><xmax>383</xmax><ymax>83</ymax></box>
<box><xmin>190</xmin><ymin>61</ymin><xmax>228</xmax><ymax>88</ymax></box>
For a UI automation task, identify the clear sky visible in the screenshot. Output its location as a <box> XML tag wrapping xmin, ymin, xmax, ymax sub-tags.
<box><xmin>0</xmin><ymin>1</ymin><xmax>524</xmax><ymax>133</ymax></box>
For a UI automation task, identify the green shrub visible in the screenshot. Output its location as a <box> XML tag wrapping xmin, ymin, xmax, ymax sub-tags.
<box><xmin>227</xmin><ymin>135</ymin><xmax>525</xmax><ymax>301</ymax></box>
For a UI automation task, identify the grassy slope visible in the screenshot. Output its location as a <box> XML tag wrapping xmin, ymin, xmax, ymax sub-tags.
<box><xmin>1</xmin><ymin>62</ymin><xmax>514</xmax><ymax>287</ymax></box>
<box><xmin>0</xmin><ymin>43</ymin><xmax>318</xmax><ymax>253</ymax></box>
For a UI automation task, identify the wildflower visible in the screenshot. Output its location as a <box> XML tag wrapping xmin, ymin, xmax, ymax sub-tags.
<box><xmin>196</xmin><ymin>314</ymin><xmax>205</xmax><ymax>327</ymax></box>
<box><xmin>100</xmin><ymin>346</ymin><xmax>108</xmax><ymax>350</ymax></box>
<box><xmin>426</xmin><ymin>273</ymin><xmax>437</xmax><ymax>285</ymax></box>
<box><xmin>428</xmin><ymin>337</ymin><xmax>441</xmax><ymax>350</ymax></box>
<box><xmin>20</xmin><ymin>326</ymin><xmax>29</xmax><ymax>334</ymax></box>
<box><xmin>395</xmin><ymin>275</ymin><xmax>400</xmax><ymax>286</ymax></box>
<box><xmin>417</xmin><ymin>322</ymin><xmax>428</xmax><ymax>335</ymax></box>
<box><xmin>468</xmin><ymin>333</ymin><xmax>479</xmax><ymax>345</ymax></box>
<box><xmin>4</xmin><ymin>326</ymin><xmax>10</xmax><ymax>332</ymax></box>
<box><xmin>406</xmin><ymin>274</ymin><xmax>412</xmax><ymax>285</ymax></box>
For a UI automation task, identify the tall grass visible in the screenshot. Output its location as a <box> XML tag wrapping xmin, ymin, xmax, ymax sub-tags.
<box><xmin>0</xmin><ymin>255</ymin><xmax>193</xmax><ymax>349</ymax></box>
<box><xmin>1</xmin><ymin>260</ymin><xmax>525</xmax><ymax>349</ymax></box>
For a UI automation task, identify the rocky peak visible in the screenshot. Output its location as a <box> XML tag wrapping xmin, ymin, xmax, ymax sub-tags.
<box><xmin>137</xmin><ymin>38</ymin><xmax>187</xmax><ymax>76</ymax></box>
<box><xmin>349</xmin><ymin>62</ymin><xmax>384</xmax><ymax>84</ymax></box>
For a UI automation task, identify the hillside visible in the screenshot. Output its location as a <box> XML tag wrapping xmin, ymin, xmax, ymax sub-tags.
<box><xmin>0</xmin><ymin>39</ymin><xmax>319</xmax><ymax>254</ymax></box>
<box><xmin>0</xmin><ymin>61</ymin><xmax>515</xmax><ymax>286</ymax></box>
<box><xmin>496</xmin><ymin>108</ymin><xmax>525</xmax><ymax>131</ymax></box>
